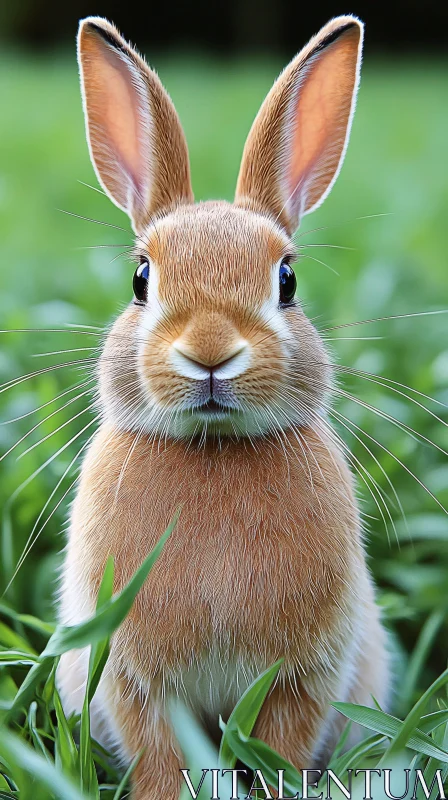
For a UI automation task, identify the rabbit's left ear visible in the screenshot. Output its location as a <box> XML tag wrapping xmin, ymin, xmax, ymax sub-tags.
<box><xmin>235</xmin><ymin>17</ymin><xmax>363</xmax><ymax>235</ymax></box>
<box><xmin>78</xmin><ymin>17</ymin><xmax>193</xmax><ymax>233</ymax></box>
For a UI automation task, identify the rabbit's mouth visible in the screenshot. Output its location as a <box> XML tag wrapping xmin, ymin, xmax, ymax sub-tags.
<box><xmin>193</xmin><ymin>398</ymin><xmax>236</xmax><ymax>418</ymax></box>
<box><xmin>198</xmin><ymin>399</ymin><xmax>224</xmax><ymax>413</ymax></box>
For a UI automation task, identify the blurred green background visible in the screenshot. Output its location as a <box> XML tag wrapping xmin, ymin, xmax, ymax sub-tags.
<box><xmin>0</xmin><ymin>5</ymin><xmax>447</xmax><ymax>722</ymax></box>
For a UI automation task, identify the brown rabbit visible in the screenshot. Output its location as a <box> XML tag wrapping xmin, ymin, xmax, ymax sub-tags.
<box><xmin>58</xmin><ymin>15</ymin><xmax>389</xmax><ymax>799</ymax></box>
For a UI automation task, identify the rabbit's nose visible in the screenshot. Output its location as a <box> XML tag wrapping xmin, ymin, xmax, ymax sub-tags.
<box><xmin>171</xmin><ymin>339</ymin><xmax>250</xmax><ymax>381</ymax></box>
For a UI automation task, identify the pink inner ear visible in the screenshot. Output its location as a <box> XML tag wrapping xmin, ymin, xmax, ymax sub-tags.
<box><xmin>288</xmin><ymin>30</ymin><xmax>360</xmax><ymax>216</ymax></box>
<box><xmin>102</xmin><ymin>57</ymin><xmax>142</xmax><ymax>188</ymax></box>
<box><xmin>91</xmin><ymin>45</ymin><xmax>148</xmax><ymax>200</ymax></box>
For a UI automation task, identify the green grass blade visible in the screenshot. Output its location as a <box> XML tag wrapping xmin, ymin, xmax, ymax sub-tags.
<box><xmin>16</xmin><ymin>615</ymin><xmax>55</xmax><ymax>637</ymax></box>
<box><xmin>0</xmin><ymin>622</ymin><xmax>36</xmax><ymax>654</ymax></box>
<box><xmin>418</xmin><ymin>710</ymin><xmax>448</xmax><ymax>734</ymax></box>
<box><xmin>80</xmin><ymin>557</ymin><xmax>115</xmax><ymax>797</ymax></box>
<box><xmin>324</xmin><ymin>733</ymin><xmax>386</xmax><ymax>776</ymax></box>
<box><xmin>53</xmin><ymin>688</ymin><xmax>79</xmax><ymax>778</ymax></box>
<box><xmin>96</xmin><ymin>557</ymin><xmax>114</xmax><ymax>610</ymax></box>
<box><xmin>0</xmin><ymin>728</ymin><xmax>88</xmax><ymax>800</ymax></box>
<box><xmin>415</xmin><ymin>720</ymin><xmax>448</xmax><ymax>800</ymax></box>
<box><xmin>43</xmin><ymin>511</ymin><xmax>178</xmax><ymax>657</ymax></box>
<box><xmin>219</xmin><ymin>658</ymin><xmax>283</xmax><ymax>768</ymax></box>
<box><xmin>380</xmin><ymin>666</ymin><xmax>448</xmax><ymax>764</ymax></box>
<box><xmin>333</xmin><ymin>702</ymin><xmax>448</xmax><ymax>763</ymax></box>
<box><xmin>397</xmin><ymin>608</ymin><xmax>445</xmax><ymax>716</ymax></box>
<box><xmin>112</xmin><ymin>751</ymin><xmax>143</xmax><ymax>800</ymax></box>
<box><xmin>2</xmin><ymin>657</ymin><xmax>53</xmax><ymax>723</ymax></box>
<box><xmin>326</xmin><ymin>720</ymin><xmax>352</xmax><ymax>767</ymax></box>
<box><xmin>224</xmin><ymin>728</ymin><xmax>304</xmax><ymax>797</ymax></box>
<box><xmin>169</xmin><ymin>699</ymin><xmax>233</xmax><ymax>800</ymax></box>
<box><xmin>27</xmin><ymin>702</ymin><xmax>51</xmax><ymax>762</ymax></box>
<box><xmin>0</xmin><ymin>649</ymin><xmax>39</xmax><ymax>665</ymax></box>
<box><xmin>79</xmin><ymin>697</ymin><xmax>99</xmax><ymax>798</ymax></box>
<box><xmin>0</xmin><ymin>603</ymin><xmax>54</xmax><ymax>638</ymax></box>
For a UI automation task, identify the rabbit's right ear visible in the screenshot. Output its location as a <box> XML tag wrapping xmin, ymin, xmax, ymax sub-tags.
<box><xmin>235</xmin><ymin>17</ymin><xmax>363</xmax><ymax>235</ymax></box>
<box><xmin>78</xmin><ymin>18</ymin><xmax>193</xmax><ymax>233</ymax></box>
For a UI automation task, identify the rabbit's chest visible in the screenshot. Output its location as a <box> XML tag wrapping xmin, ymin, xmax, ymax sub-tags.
<box><xmin>101</xmin><ymin>513</ymin><xmax>352</xmax><ymax>684</ymax></box>
<box><xmin>69</xmin><ymin>424</ymin><xmax>358</xmax><ymax>676</ymax></box>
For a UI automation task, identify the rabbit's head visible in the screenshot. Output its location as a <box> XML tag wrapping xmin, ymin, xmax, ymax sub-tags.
<box><xmin>78</xmin><ymin>16</ymin><xmax>363</xmax><ymax>440</ymax></box>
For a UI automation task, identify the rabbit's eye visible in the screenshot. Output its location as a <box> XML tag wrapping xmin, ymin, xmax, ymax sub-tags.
<box><xmin>279</xmin><ymin>261</ymin><xmax>296</xmax><ymax>305</ymax></box>
<box><xmin>133</xmin><ymin>259</ymin><xmax>150</xmax><ymax>303</ymax></box>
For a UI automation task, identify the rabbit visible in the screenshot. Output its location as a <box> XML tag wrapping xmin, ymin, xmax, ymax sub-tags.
<box><xmin>57</xmin><ymin>14</ymin><xmax>390</xmax><ymax>799</ymax></box>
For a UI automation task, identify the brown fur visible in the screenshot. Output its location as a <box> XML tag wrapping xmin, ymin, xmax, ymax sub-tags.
<box><xmin>57</xmin><ymin>15</ymin><xmax>389</xmax><ymax>800</ymax></box>
<box><xmin>60</xmin><ymin>423</ymin><xmax>386</xmax><ymax>797</ymax></box>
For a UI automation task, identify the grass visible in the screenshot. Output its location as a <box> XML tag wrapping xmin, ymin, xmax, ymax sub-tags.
<box><xmin>0</xmin><ymin>50</ymin><xmax>447</xmax><ymax>796</ymax></box>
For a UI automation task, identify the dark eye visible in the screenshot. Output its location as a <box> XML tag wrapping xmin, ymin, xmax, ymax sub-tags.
<box><xmin>133</xmin><ymin>258</ymin><xmax>150</xmax><ymax>303</ymax></box>
<box><xmin>279</xmin><ymin>260</ymin><xmax>296</xmax><ymax>305</ymax></box>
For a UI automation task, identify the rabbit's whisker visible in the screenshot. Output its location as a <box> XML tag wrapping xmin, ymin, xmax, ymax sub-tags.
<box><xmin>0</xmin><ymin>378</ymin><xmax>94</xmax><ymax>425</ymax></box>
<box><xmin>76</xmin><ymin>243</ymin><xmax>133</xmax><ymax>250</ymax></box>
<box><xmin>32</xmin><ymin>346</ymin><xmax>100</xmax><ymax>357</ymax></box>
<box><xmin>276</xmin><ymin>392</ymin><xmax>401</xmax><ymax>543</ymax></box>
<box><xmin>0</xmin><ymin>359</ymin><xmax>103</xmax><ymax>396</ymax></box>
<box><xmin>326</xmin><ymin>407</ymin><xmax>404</xmax><ymax>538</ymax></box>
<box><xmin>323</xmin><ymin>336</ymin><xmax>384</xmax><ymax>341</ymax></box>
<box><xmin>298</xmin><ymin>243</ymin><xmax>355</xmax><ymax>251</ymax></box>
<box><xmin>109</xmin><ymin>249</ymin><xmax>136</xmax><ymax>266</ymax></box>
<box><xmin>334</xmin><ymin>387</ymin><xmax>448</xmax><ymax>457</ymax></box>
<box><xmin>312</xmin><ymin>418</ymin><xmax>394</xmax><ymax>536</ymax></box>
<box><xmin>0</xmin><ymin>355</ymin><xmax>142</xmax><ymax>398</ymax></box>
<box><xmin>321</xmin><ymin>309</ymin><xmax>448</xmax><ymax>332</ymax></box>
<box><xmin>0</xmin><ymin>328</ymin><xmax>104</xmax><ymax>336</ymax></box>
<box><xmin>1</xmin><ymin>388</ymin><xmax>93</xmax><ymax>463</ymax></box>
<box><xmin>113</xmin><ymin>421</ymin><xmax>147</xmax><ymax>507</ymax></box>
<box><xmin>274</xmin><ymin>382</ymin><xmax>401</xmax><ymax>511</ymax></box>
<box><xmin>295</xmin><ymin>212</ymin><xmax>393</xmax><ymax>241</ymax></box>
<box><xmin>283</xmin><ymin>372</ymin><xmax>447</xmax><ymax>467</ymax></box>
<box><xmin>280</xmin><ymin>395</ymin><xmax>395</xmax><ymax>540</ymax></box>
<box><xmin>77</xmin><ymin>179</ymin><xmax>108</xmax><ymax>197</ymax></box>
<box><xmin>17</xmin><ymin>402</ymin><xmax>96</xmax><ymax>461</ymax></box>
<box><xmin>3</xmin><ymin>419</ymin><xmax>98</xmax><ymax>595</ymax></box>
<box><xmin>334</xmin><ymin>365</ymin><xmax>448</xmax><ymax>412</ymax></box>
<box><xmin>315</xmin><ymin>413</ymin><xmax>397</xmax><ymax>543</ymax></box>
<box><xmin>255</xmin><ymin>403</ymin><xmax>295</xmax><ymax>485</ymax></box>
<box><xmin>330</xmin><ymin>399</ymin><xmax>448</xmax><ymax>517</ymax></box>
<box><xmin>5</xmin><ymin>415</ymin><xmax>99</xmax><ymax>510</ymax></box>
<box><xmin>275</xmin><ymin>380</ymin><xmax>430</xmax><ymax>533</ymax></box>
<box><xmin>300</xmin><ymin>253</ymin><xmax>340</xmax><ymax>276</ymax></box>
<box><xmin>57</xmin><ymin>208</ymin><xmax>130</xmax><ymax>234</ymax></box>
<box><xmin>254</xmin><ymin>348</ymin><xmax>447</xmax><ymax>421</ymax></box>
<box><xmin>67</xmin><ymin>323</ymin><xmax>104</xmax><ymax>331</ymax></box>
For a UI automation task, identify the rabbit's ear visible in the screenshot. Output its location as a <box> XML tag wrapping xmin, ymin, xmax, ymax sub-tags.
<box><xmin>78</xmin><ymin>17</ymin><xmax>193</xmax><ymax>233</ymax></box>
<box><xmin>235</xmin><ymin>17</ymin><xmax>363</xmax><ymax>234</ymax></box>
